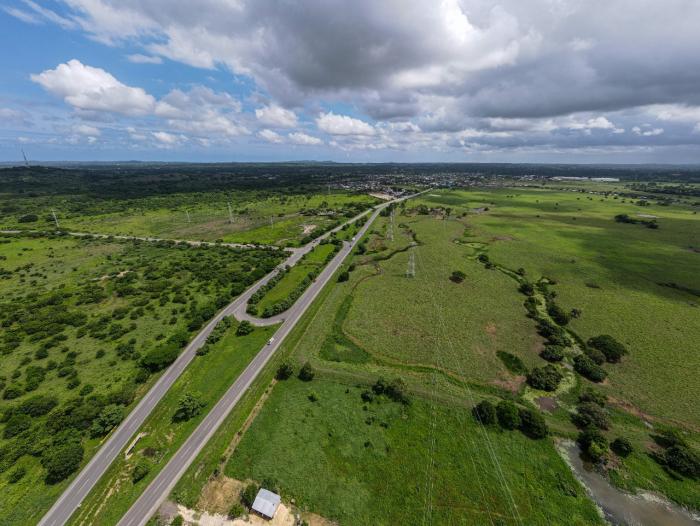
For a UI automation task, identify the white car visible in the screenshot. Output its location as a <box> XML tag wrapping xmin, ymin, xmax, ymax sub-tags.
<box><xmin>267</xmin><ymin>337</ymin><xmax>275</xmax><ymax>345</ymax></box>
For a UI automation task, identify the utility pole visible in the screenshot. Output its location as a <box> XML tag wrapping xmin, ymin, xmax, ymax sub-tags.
<box><xmin>406</xmin><ymin>251</ymin><xmax>415</xmax><ymax>278</ymax></box>
<box><xmin>185</xmin><ymin>210</ymin><xmax>191</xmax><ymax>223</ymax></box>
<box><xmin>51</xmin><ymin>209</ymin><xmax>59</xmax><ymax>229</ymax></box>
<box><xmin>227</xmin><ymin>202</ymin><xmax>234</xmax><ymax>224</ymax></box>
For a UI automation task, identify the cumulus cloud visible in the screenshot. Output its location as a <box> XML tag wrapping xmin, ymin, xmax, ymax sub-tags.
<box><xmin>127</xmin><ymin>54</ymin><xmax>163</xmax><ymax>64</ymax></box>
<box><xmin>31</xmin><ymin>59</ymin><xmax>156</xmax><ymax>115</ymax></box>
<box><xmin>288</xmin><ymin>132</ymin><xmax>322</xmax><ymax>145</ymax></box>
<box><xmin>258</xmin><ymin>129</ymin><xmax>284</xmax><ymax>143</ymax></box>
<box><xmin>73</xmin><ymin>123</ymin><xmax>101</xmax><ymax>136</ymax></box>
<box><xmin>255</xmin><ymin>105</ymin><xmax>298</xmax><ymax>128</ymax></box>
<box><xmin>152</xmin><ymin>131</ymin><xmax>185</xmax><ymax>145</ymax></box>
<box><xmin>317</xmin><ymin>112</ymin><xmax>375</xmax><ymax>136</ymax></box>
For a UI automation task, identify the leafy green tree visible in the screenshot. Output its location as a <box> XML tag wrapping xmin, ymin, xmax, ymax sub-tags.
<box><xmin>228</xmin><ymin>503</ymin><xmax>245</xmax><ymax>519</ymax></box>
<box><xmin>275</xmin><ymin>362</ymin><xmax>294</xmax><ymax>380</ymax></box>
<box><xmin>526</xmin><ymin>365</ymin><xmax>563</xmax><ymax>391</ymax></box>
<box><xmin>236</xmin><ymin>320</ymin><xmax>254</xmax><ymax>336</ymax></box>
<box><xmin>611</xmin><ymin>437</ymin><xmax>633</xmax><ymax>458</ymax></box>
<box><xmin>496</xmin><ymin>400</ymin><xmax>521</xmax><ymax>430</ymax></box>
<box><xmin>241</xmin><ymin>483</ymin><xmax>259</xmax><ymax>508</ymax></box>
<box><xmin>519</xmin><ymin>408</ymin><xmax>548</xmax><ymax>439</ymax></box>
<box><xmin>3</xmin><ymin>414</ymin><xmax>31</xmax><ymax>439</ymax></box>
<box><xmin>172</xmin><ymin>393</ymin><xmax>205</xmax><ymax>422</ymax></box>
<box><xmin>472</xmin><ymin>400</ymin><xmax>497</xmax><ymax>425</ymax></box>
<box><xmin>572</xmin><ymin>402</ymin><xmax>610</xmax><ymax>430</ymax></box>
<box><xmin>577</xmin><ymin>429</ymin><xmax>608</xmax><ymax>462</ymax></box>
<box><xmin>664</xmin><ymin>445</ymin><xmax>700</xmax><ymax>479</ymax></box>
<box><xmin>42</xmin><ymin>440</ymin><xmax>84</xmax><ymax>484</ymax></box>
<box><xmin>90</xmin><ymin>404</ymin><xmax>124</xmax><ymax>438</ymax></box>
<box><xmin>540</xmin><ymin>345</ymin><xmax>564</xmax><ymax>362</ymax></box>
<box><xmin>298</xmin><ymin>362</ymin><xmax>315</xmax><ymax>382</ymax></box>
<box><xmin>8</xmin><ymin>466</ymin><xmax>26</xmax><ymax>483</ymax></box>
<box><xmin>337</xmin><ymin>271</ymin><xmax>350</xmax><ymax>282</ymax></box>
<box><xmin>518</xmin><ymin>282</ymin><xmax>534</xmax><ymax>296</ymax></box>
<box><xmin>573</xmin><ymin>354</ymin><xmax>607</xmax><ymax>383</ymax></box>
<box><xmin>547</xmin><ymin>303</ymin><xmax>570</xmax><ymax>325</ymax></box>
<box><xmin>587</xmin><ymin>335</ymin><xmax>628</xmax><ymax>363</ymax></box>
<box><xmin>449</xmin><ymin>270</ymin><xmax>466</xmax><ymax>283</ymax></box>
<box><xmin>578</xmin><ymin>388</ymin><xmax>607</xmax><ymax>407</ymax></box>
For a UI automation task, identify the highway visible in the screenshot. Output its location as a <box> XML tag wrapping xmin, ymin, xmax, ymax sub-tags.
<box><xmin>116</xmin><ymin>194</ymin><xmax>419</xmax><ymax>526</ymax></box>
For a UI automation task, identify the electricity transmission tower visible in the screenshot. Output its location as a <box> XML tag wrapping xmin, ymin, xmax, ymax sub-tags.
<box><xmin>21</xmin><ymin>148</ymin><xmax>29</xmax><ymax>167</ymax></box>
<box><xmin>406</xmin><ymin>251</ymin><xmax>415</xmax><ymax>278</ymax></box>
<box><xmin>185</xmin><ymin>210</ymin><xmax>191</xmax><ymax>223</ymax></box>
<box><xmin>227</xmin><ymin>202</ymin><xmax>234</xmax><ymax>224</ymax></box>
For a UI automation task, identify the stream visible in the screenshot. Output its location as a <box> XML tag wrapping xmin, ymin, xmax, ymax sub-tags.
<box><xmin>561</xmin><ymin>441</ymin><xmax>699</xmax><ymax>525</ymax></box>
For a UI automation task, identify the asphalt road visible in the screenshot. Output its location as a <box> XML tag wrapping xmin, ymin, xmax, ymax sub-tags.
<box><xmin>116</xmin><ymin>194</ymin><xmax>420</xmax><ymax>526</ymax></box>
<box><xmin>35</xmin><ymin>202</ymin><xmax>382</xmax><ymax>526</ymax></box>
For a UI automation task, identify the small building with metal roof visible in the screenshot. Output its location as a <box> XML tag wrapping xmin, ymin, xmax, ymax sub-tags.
<box><xmin>251</xmin><ymin>488</ymin><xmax>281</xmax><ymax>519</ymax></box>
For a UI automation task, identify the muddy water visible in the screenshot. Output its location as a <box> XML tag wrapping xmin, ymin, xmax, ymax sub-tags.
<box><xmin>561</xmin><ymin>442</ymin><xmax>700</xmax><ymax>525</ymax></box>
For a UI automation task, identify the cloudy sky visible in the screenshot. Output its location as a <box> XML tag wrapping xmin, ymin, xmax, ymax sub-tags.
<box><xmin>1</xmin><ymin>0</ymin><xmax>700</xmax><ymax>163</ymax></box>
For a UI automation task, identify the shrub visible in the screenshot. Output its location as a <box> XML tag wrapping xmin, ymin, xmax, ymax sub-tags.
<box><xmin>518</xmin><ymin>282</ymin><xmax>534</xmax><ymax>296</ymax></box>
<box><xmin>337</xmin><ymin>271</ymin><xmax>350</xmax><ymax>282</ymax></box>
<box><xmin>361</xmin><ymin>390</ymin><xmax>374</xmax><ymax>403</ymax></box>
<box><xmin>526</xmin><ymin>365</ymin><xmax>563</xmax><ymax>392</ymax></box>
<box><xmin>171</xmin><ymin>516</ymin><xmax>184</xmax><ymax>526</ymax></box>
<box><xmin>496</xmin><ymin>351</ymin><xmax>526</xmax><ymax>375</ymax></box>
<box><xmin>8</xmin><ymin>466</ymin><xmax>26</xmax><ymax>483</ymax></box>
<box><xmin>275</xmin><ymin>363</ymin><xmax>294</xmax><ymax>380</ymax></box>
<box><xmin>18</xmin><ymin>214</ymin><xmax>38</xmax><ymax>223</ymax></box>
<box><xmin>241</xmin><ymin>483</ymin><xmax>259</xmax><ymax>508</ymax></box>
<box><xmin>587</xmin><ymin>335</ymin><xmax>628</xmax><ymax>363</ymax></box>
<box><xmin>449</xmin><ymin>270</ymin><xmax>466</xmax><ymax>283</ymax></box>
<box><xmin>17</xmin><ymin>394</ymin><xmax>58</xmax><ymax>417</ymax></box>
<box><xmin>572</xmin><ymin>402</ymin><xmax>610</xmax><ymax>430</ymax></box>
<box><xmin>172</xmin><ymin>393</ymin><xmax>205</xmax><ymax>422</ymax></box>
<box><xmin>496</xmin><ymin>400</ymin><xmax>521</xmax><ymax>430</ymax></box>
<box><xmin>664</xmin><ymin>445</ymin><xmax>700</xmax><ymax>479</ymax></box>
<box><xmin>141</xmin><ymin>344</ymin><xmax>179</xmax><ymax>372</ymax></box>
<box><xmin>90</xmin><ymin>404</ymin><xmax>124</xmax><ymax>437</ymax></box>
<box><xmin>472</xmin><ymin>400</ymin><xmax>497</xmax><ymax>425</ymax></box>
<box><xmin>573</xmin><ymin>354</ymin><xmax>607</xmax><ymax>383</ymax></box>
<box><xmin>540</xmin><ymin>345</ymin><xmax>564</xmax><ymax>362</ymax></box>
<box><xmin>519</xmin><ymin>408</ymin><xmax>548</xmax><ymax>439</ymax></box>
<box><xmin>236</xmin><ymin>320</ymin><xmax>253</xmax><ymax>336</ymax></box>
<box><xmin>583</xmin><ymin>347</ymin><xmax>606</xmax><ymax>365</ymax></box>
<box><xmin>228</xmin><ymin>503</ymin><xmax>245</xmax><ymax>519</ymax></box>
<box><xmin>298</xmin><ymin>362</ymin><xmax>315</xmax><ymax>382</ymax></box>
<box><xmin>578</xmin><ymin>388</ymin><xmax>607</xmax><ymax>407</ymax></box>
<box><xmin>131</xmin><ymin>459</ymin><xmax>150</xmax><ymax>483</ymax></box>
<box><xmin>577</xmin><ymin>429</ymin><xmax>608</xmax><ymax>462</ymax></box>
<box><xmin>611</xmin><ymin>437</ymin><xmax>633</xmax><ymax>458</ymax></box>
<box><xmin>42</xmin><ymin>440</ymin><xmax>84</xmax><ymax>483</ymax></box>
<box><xmin>3</xmin><ymin>414</ymin><xmax>31</xmax><ymax>439</ymax></box>
<box><xmin>307</xmin><ymin>391</ymin><xmax>319</xmax><ymax>402</ymax></box>
<box><xmin>385</xmin><ymin>378</ymin><xmax>409</xmax><ymax>404</ymax></box>
<box><xmin>547</xmin><ymin>303</ymin><xmax>570</xmax><ymax>325</ymax></box>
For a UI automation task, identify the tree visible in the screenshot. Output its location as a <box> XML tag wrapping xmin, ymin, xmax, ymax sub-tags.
<box><xmin>3</xmin><ymin>414</ymin><xmax>31</xmax><ymax>439</ymax></box>
<box><xmin>578</xmin><ymin>388</ymin><xmax>607</xmax><ymax>407</ymax></box>
<box><xmin>8</xmin><ymin>466</ymin><xmax>26</xmax><ymax>484</ymax></box>
<box><xmin>577</xmin><ymin>429</ymin><xmax>608</xmax><ymax>462</ymax></box>
<box><xmin>526</xmin><ymin>365</ymin><xmax>563</xmax><ymax>392</ymax></box>
<box><xmin>573</xmin><ymin>354</ymin><xmax>607</xmax><ymax>383</ymax></box>
<box><xmin>540</xmin><ymin>345</ymin><xmax>564</xmax><ymax>362</ymax></box>
<box><xmin>496</xmin><ymin>400</ymin><xmax>521</xmax><ymax>430</ymax></box>
<box><xmin>275</xmin><ymin>362</ymin><xmax>294</xmax><ymax>380</ymax></box>
<box><xmin>572</xmin><ymin>402</ymin><xmax>610</xmax><ymax>430</ymax></box>
<box><xmin>42</xmin><ymin>441</ymin><xmax>84</xmax><ymax>483</ymax></box>
<box><xmin>519</xmin><ymin>408</ymin><xmax>548</xmax><ymax>439</ymax></box>
<box><xmin>584</xmin><ymin>347</ymin><xmax>606</xmax><ymax>365</ymax></box>
<box><xmin>547</xmin><ymin>303</ymin><xmax>570</xmax><ymax>325</ymax></box>
<box><xmin>385</xmin><ymin>378</ymin><xmax>409</xmax><ymax>404</ymax></box>
<box><xmin>228</xmin><ymin>503</ymin><xmax>245</xmax><ymax>519</ymax></box>
<box><xmin>518</xmin><ymin>282</ymin><xmax>534</xmax><ymax>296</ymax></box>
<box><xmin>241</xmin><ymin>483</ymin><xmax>259</xmax><ymax>508</ymax></box>
<box><xmin>90</xmin><ymin>404</ymin><xmax>124</xmax><ymax>437</ymax></box>
<box><xmin>664</xmin><ymin>445</ymin><xmax>700</xmax><ymax>479</ymax></box>
<box><xmin>611</xmin><ymin>437</ymin><xmax>633</xmax><ymax>458</ymax></box>
<box><xmin>298</xmin><ymin>362</ymin><xmax>315</xmax><ymax>382</ymax></box>
<box><xmin>449</xmin><ymin>270</ymin><xmax>466</xmax><ymax>283</ymax></box>
<box><xmin>587</xmin><ymin>335</ymin><xmax>628</xmax><ymax>363</ymax></box>
<box><xmin>236</xmin><ymin>320</ymin><xmax>254</xmax><ymax>336</ymax></box>
<box><xmin>472</xmin><ymin>400</ymin><xmax>497</xmax><ymax>425</ymax></box>
<box><xmin>172</xmin><ymin>393</ymin><xmax>204</xmax><ymax>422</ymax></box>
<box><xmin>337</xmin><ymin>271</ymin><xmax>350</xmax><ymax>282</ymax></box>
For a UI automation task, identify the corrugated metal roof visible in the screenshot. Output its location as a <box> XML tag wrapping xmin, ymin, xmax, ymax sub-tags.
<box><xmin>252</xmin><ymin>488</ymin><xmax>281</xmax><ymax>519</ymax></box>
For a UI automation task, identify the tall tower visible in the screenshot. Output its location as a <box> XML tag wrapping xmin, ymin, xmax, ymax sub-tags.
<box><xmin>227</xmin><ymin>202</ymin><xmax>234</xmax><ymax>224</ymax></box>
<box><xmin>406</xmin><ymin>251</ymin><xmax>415</xmax><ymax>278</ymax></box>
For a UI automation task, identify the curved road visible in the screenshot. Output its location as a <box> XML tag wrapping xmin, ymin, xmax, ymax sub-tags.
<box><xmin>116</xmin><ymin>193</ymin><xmax>422</xmax><ymax>526</ymax></box>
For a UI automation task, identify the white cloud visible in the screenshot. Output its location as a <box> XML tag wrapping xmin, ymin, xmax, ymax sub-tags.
<box><xmin>152</xmin><ymin>131</ymin><xmax>184</xmax><ymax>145</ymax></box>
<box><xmin>127</xmin><ymin>54</ymin><xmax>163</xmax><ymax>64</ymax></box>
<box><xmin>258</xmin><ymin>129</ymin><xmax>284</xmax><ymax>143</ymax></box>
<box><xmin>31</xmin><ymin>59</ymin><xmax>156</xmax><ymax>115</ymax></box>
<box><xmin>316</xmin><ymin>112</ymin><xmax>375</xmax><ymax>136</ymax></box>
<box><xmin>255</xmin><ymin>105</ymin><xmax>298</xmax><ymax>128</ymax></box>
<box><xmin>288</xmin><ymin>132</ymin><xmax>322</xmax><ymax>145</ymax></box>
<box><xmin>632</xmin><ymin>126</ymin><xmax>664</xmax><ymax>136</ymax></box>
<box><xmin>73</xmin><ymin>124</ymin><xmax>101</xmax><ymax>136</ymax></box>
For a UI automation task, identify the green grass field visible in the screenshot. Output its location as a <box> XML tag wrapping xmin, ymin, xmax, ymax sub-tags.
<box><xmin>67</xmin><ymin>320</ymin><xmax>277</xmax><ymax>526</ymax></box>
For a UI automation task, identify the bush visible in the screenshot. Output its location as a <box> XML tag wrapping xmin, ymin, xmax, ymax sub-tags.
<box><xmin>518</xmin><ymin>282</ymin><xmax>534</xmax><ymax>296</ymax></box>
<box><xmin>472</xmin><ymin>400</ymin><xmax>497</xmax><ymax>425</ymax></box>
<box><xmin>18</xmin><ymin>214</ymin><xmax>38</xmax><ymax>223</ymax></box>
<box><xmin>275</xmin><ymin>362</ymin><xmax>294</xmax><ymax>380</ymax></box>
<box><xmin>526</xmin><ymin>365</ymin><xmax>563</xmax><ymax>392</ymax></box>
<box><xmin>573</xmin><ymin>354</ymin><xmax>607</xmax><ymax>383</ymax></box>
<box><xmin>583</xmin><ymin>347</ymin><xmax>606</xmax><ymax>365</ymax></box>
<box><xmin>8</xmin><ymin>465</ymin><xmax>26</xmax><ymax>483</ymax></box>
<box><xmin>128</xmin><ymin>458</ymin><xmax>149</xmax><ymax>483</ymax></box>
<box><xmin>449</xmin><ymin>270</ymin><xmax>466</xmax><ymax>283</ymax></box>
<box><xmin>298</xmin><ymin>362</ymin><xmax>315</xmax><ymax>382</ymax></box>
<box><xmin>572</xmin><ymin>402</ymin><xmax>610</xmax><ymax>430</ymax></box>
<box><xmin>90</xmin><ymin>404</ymin><xmax>124</xmax><ymax>437</ymax></box>
<box><xmin>578</xmin><ymin>429</ymin><xmax>608</xmax><ymax>462</ymax></box>
<box><xmin>337</xmin><ymin>271</ymin><xmax>350</xmax><ymax>283</ymax></box>
<box><xmin>611</xmin><ymin>437</ymin><xmax>633</xmax><ymax>458</ymax></box>
<box><xmin>141</xmin><ymin>344</ymin><xmax>179</xmax><ymax>372</ymax></box>
<box><xmin>519</xmin><ymin>408</ymin><xmax>548</xmax><ymax>439</ymax></box>
<box><xmin>171</xmin><ymin>516</ymin><xmax>184</xmax><ymax>526</ymax></box>
<box><xmin>540</xmin><ymin>345</ymin><xmax>564</xmax><ymax>362</ymax></box>
<box><xmin>172</xmin><ymin>393</ymin><xmax>204</xmax><ymax>423</ymax></box>
<box><xmin>307</xmin><ymin>391</ymin><xmax>318</xmax><ymax>402</ymax></box>
<box><xmin>42</xmin><ymin>440</ymin><xmax>84</xmax><ymax>483</ymax></box>
<box><xmin>16</xmin><ymin>394</ymin><xmax>58</xmax><ymax>417</ymax></box>
<box><xmin>228</xmin><ymin>503</ymin><xmax>245</xmax><ymax>519</ymax></box>
<box><xmin>547</xmin><ymin>303</ymin><xmax>570</xmax><ymax>325</ymax></box>
<box><xmin>236</xmin><ymin>320</ymin><xmax>254</xmax><ymax>336</ymax></box>
<box><xmin>578</xmin><ymin>388</ymin><xmax>607</xmax><ymax>407</ymax></box>
<box><xmin>385</xmin><ymin>378</ymin><xmax>409</xmax><ymax>404</ymax></box>
<box><xmin>587</xmin><ymin>335</ymin><xmax>628</xmax><ymax>363</ymax></box>
<box><xmin>3</xmin><ymin>414</ymin><xmax>31</xmax><ymax>439</ymax></box>
<box><xmin>496</xmin><ymin>400</ymin><xmax>521</xmax><ymax>430</ymax></box>
<box><xmin>241</xmin><ymin>482</ymin><xmax>259</xmax><ymax>508</ymax></box>
<box><xmin>664</xmin><ymin>445</ymin><xmax>700</xmax><ymax>479</ymax></box>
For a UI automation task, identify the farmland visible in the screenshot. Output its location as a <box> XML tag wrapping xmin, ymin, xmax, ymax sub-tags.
<box><xmin>0</xmin><ymin>233</ymin><xmax>284</xmax><ymax>523</ymax></box>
